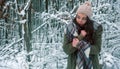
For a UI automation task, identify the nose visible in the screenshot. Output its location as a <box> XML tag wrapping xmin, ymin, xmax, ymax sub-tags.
<box><xmin>78</xmin><ymin>18</ymin><xmax>82</xmax><ymax>23</ymax></box>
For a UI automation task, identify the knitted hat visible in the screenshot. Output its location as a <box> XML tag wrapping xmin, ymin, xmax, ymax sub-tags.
<box><xmin>76</xmin><ymin>1</ymin><xmax>92</xmax><ymax>18</ymax></box>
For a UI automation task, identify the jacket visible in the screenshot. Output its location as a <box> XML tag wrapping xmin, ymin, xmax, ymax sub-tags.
<box><xmin>62</xmin><ymin>22</ymin><xmax>103</xmax><ymax>69</ymax></box>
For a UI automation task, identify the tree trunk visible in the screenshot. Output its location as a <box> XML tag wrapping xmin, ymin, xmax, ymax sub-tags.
<box><xmin>24</xmin><ymin>4</ymin><xmax>32</xmax><ymax>62</ymax></box>
<box><xmin>45</xmin><ymin>0</ymin><xmax>48</xmax><ymax>12</ymax></box>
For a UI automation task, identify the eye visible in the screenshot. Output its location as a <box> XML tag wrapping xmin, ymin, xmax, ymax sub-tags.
<box><xmin>82</xmin><ymin>17</ymin><xmax>87</xmax><ymax>20</ymax></box>
<box><xmin>76</xmin><ymin>15</ymin><xmax>80</xmax><ymax>19</ymax></box>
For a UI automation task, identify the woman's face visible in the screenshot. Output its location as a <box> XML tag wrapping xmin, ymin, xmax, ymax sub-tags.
<box><xmin>76</xmin><ymin>13</ymin><xmax>87</xmax><ymax>26</ymax></box>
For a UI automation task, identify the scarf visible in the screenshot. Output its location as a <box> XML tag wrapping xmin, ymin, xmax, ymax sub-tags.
<box><xmin>65</xmin><ymin>22</ymin><xmax>79</xmax><ymax>42</ymax></box>
<box><xmin>76</xmin><ymin>41</ymin><xmax>92</xmax><ymax>69</ymax></box>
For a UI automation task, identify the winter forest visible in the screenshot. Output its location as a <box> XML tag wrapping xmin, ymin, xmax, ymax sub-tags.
<box><xmin>0</xmin><ymin>0</ymin><xmax>120</xmax><ymax>69</ymax></box>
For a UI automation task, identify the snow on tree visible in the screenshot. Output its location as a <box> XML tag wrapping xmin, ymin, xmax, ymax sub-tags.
<box><xmin>0</xmin><ymin>0</ymin><xmax>120</xmax><ymax>69</ymax></box>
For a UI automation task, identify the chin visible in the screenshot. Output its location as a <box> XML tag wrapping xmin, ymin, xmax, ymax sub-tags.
<box><xmin>79</xmin><ymin>23</ymin><xmax>84</xmax><ymax>26</ymax></box>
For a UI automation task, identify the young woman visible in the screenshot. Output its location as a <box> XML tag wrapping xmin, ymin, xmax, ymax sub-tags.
<box><xmin>63</xmin><ymin>1</ymin><xmax>103</xmax><ymax>69</ymax></box>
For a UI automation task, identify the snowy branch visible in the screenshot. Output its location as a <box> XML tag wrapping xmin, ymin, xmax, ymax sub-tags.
<box><xmin>15</xmin><ymin>19</ymin><xmax>27</xmax><ymax>24</ymax></box>
<box><xmin>31</xmin><ymin>22</ymin><xmax>48</xmax><ymax>33</ymax></box>
<box><xmin>17</xmin><ymin>0</ymin><xmax>31</xmax><ymax>17</ymax></box>
<box><xmin>1</xmin><ymin>37</ymin><xmax>23</xmax><ymax>52</ymax></box>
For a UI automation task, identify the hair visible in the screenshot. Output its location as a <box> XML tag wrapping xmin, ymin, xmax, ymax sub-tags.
<box><xmin>84</xmin><ymin>17</ymin><xmax>95</xmax><ymax>45</ymax></box>
<box><xmin>73</xmin><ymin>16</ymin><xmax>95</xmax><ymax>45</ymax></box>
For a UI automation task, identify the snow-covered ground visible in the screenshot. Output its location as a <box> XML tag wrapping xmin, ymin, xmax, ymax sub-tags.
<box><xmin>0</xmin><ymin>0</ymin><xmax>120</xmax><ymax>69</ymax></box>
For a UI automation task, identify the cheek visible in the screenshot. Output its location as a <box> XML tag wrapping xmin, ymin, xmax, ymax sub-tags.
<box><xmin>76</xmin><ymin>19</ymin><xmax>81</xmax><ymax>23</ymax></box>
<box><xmin>76</xmin><ymin>19</ymin><xmax>79</xmax><ymax>23</ymax></box>
<box><xmin>82</xmin><ymin>20</ymin><xmax>86</xmax><ymax>24</ymax></box>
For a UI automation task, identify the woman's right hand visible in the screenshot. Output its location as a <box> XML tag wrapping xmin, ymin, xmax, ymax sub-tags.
<box><xmin>72</xmin><ymin>38</ymin><xmax>79</xmax><ymax>47</ymax></box>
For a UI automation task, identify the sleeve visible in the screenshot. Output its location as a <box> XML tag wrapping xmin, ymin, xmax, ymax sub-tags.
<box><xmin>62</xmin><ymin>34</ymin><xmax>84</xmax><ymax>55</ymax></box>
<box><xmin>90</xmin><ymin>25</ymin><xmax>103</xmax><ymax>55</ymax></box>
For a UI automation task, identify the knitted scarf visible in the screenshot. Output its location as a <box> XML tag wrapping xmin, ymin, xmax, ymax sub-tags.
<box><xmin>76</xmin><ymin>41</ymin><xmax>92</xmax><ymax>69</ymax></box>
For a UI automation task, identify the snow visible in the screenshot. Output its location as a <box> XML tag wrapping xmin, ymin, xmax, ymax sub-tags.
<box><xmin>17</xmin><ymin>10</ymin><xmax>25</xmax><ymax>17</ymax></box>
<box><xmin>0</xmin><ymin>0</ymin><xmax>120</xmax><ymax>69</ymax></box>
<box><xmin>15</xmin><ymin>19</ymin><xmax>27</xmax><ymax>24</ymax></box>
<box><xmin>17</xmin><ymin>0</ymin><xmax>31</xmax><ymax>17</ymax></box>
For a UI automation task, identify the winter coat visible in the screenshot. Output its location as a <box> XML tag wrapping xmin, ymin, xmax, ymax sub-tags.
<box><xmin>62</xmin><ymin>21</ymin><xmax>103</xmax><ymax>69</ymax></box>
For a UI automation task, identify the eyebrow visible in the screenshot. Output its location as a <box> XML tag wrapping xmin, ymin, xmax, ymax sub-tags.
<box><xmin>76</xmin><ymin>15</ymin><xmax>87</xmax><ymax>19</ymax></box>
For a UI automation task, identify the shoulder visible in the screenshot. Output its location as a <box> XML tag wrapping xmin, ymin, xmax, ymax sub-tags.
<box><xmin>93</xmin><ymin>21</ymin><xmax>103</xmax><ymax>31</ymax></box>
<box><xmin>67</xmin><ymin>21</ymin><xmax>76</xmax><ymax>28</ymax></box>
<box><xmin>65</xmin><ymin>21</ymin><xmax>76</xmax><ymax>32</ymax></box>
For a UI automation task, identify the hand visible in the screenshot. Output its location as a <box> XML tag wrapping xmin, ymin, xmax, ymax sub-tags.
<box><xmin>81</xmin><ymin>30</ymin><xmax>87</xmax><ymax>37</ymax></box>
<box><xmin>72</xmin><ymin>38</ymin><xmax>79</xmax><ymax>47</ymax></box>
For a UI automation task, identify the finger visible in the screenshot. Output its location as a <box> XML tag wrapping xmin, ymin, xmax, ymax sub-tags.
<box><xmin>73</xmin><ymin>38</ymin><xmax>76</xmax><ymax>41</ymax></box>
<box><xmin>75</xmin><ymin>38</ymin><xmax>79</xmax><ymax>41</ymax></box>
